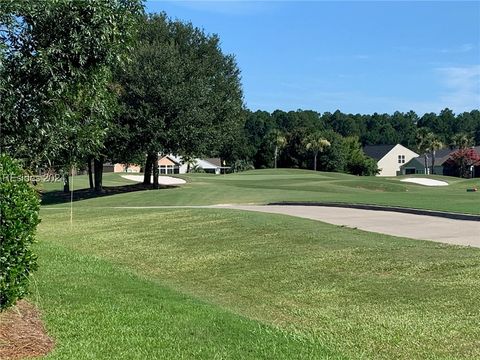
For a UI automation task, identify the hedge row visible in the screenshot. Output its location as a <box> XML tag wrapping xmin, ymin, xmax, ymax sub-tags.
<box><xmin>0</xmin><ymin>154</ymin><xmax>40</xmax><ymax>311</ymax></box>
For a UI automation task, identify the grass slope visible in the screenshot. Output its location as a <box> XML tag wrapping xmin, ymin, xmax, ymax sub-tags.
<box><xmin>41</xmin><ymin>169</ymin><xmax>480</xmax><ymax>214</ymax></box>
<box><xmin>35</xmin><ymin>207</ymin><xmax>480</xmax><ymax>359</ymax></box>
<box><xmin>36</xmin><ymin>243</ymin><xmax>333</xmax><ymax>360</ymax></box>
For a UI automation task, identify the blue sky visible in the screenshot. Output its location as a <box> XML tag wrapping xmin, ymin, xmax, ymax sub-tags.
<box><xmin>146</xmin><ymin>1</ymin><xmax>480</xmax><ymax>115</ymax></box>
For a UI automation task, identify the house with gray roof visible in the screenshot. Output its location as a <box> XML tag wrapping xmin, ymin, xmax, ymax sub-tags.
<box><xmin>159</xmin><ymin>155</ymin><xmax>227</xmax><ymax>174</ymax></box>
<box><xmin>400</xmin><ymin>146</ymin><xmax>480</xmax><ymax>177</ymax></box>
<box><xmin>363</xmin><ymin>144</ymin><xmax>419</xmax><ymax>176</ymax></box>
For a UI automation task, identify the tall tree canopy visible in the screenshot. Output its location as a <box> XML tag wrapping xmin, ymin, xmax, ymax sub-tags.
<box><xmin>112</xmin><ymin>13</ymin><xmax>245</xmax><ymax>187</ymax></box>
<box><xmin>0</xmin><ymin>0</ymin><xmax>143</xmax><ymax>172</ymax></box>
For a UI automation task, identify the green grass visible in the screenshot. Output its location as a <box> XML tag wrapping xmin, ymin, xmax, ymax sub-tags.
<box><xmin>34</xmin><ymin>206</ymin><xmax>480</xmax><ymax>359</ymax></box>
<box><xmin>34</xmin><ymin>242</ymin><xmax>333</xmax><ymax>360</ymax></box>
<box><xmin>41</xmin><ymin>169</ymin><xmax>480</xmax><ymax>214</ymax></box>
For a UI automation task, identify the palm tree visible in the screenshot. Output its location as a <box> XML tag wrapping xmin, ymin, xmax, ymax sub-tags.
<box><xmin>416</xmin><ymin>128</ymin><xmax>443</xmax><ymax>175</ymax></box>
<box><xmin>182</xmin><ymin>155</ymin><xmax>197</xmax><ymax>173</ymax></box>
<box><xmin>416</xmin><ymin>128</ymin><xmax>434</xmax><ymax>174</ymax></box>
<box><xmin>304</xmin><ymin>133</ymin><xmax>331</xmax><ymax>171</ymax></box>
<box><xmin>429</xmin><ymin>137</ymin><xmax>443</xmax><ymax>175</ymax></box>
<box><xmin>451</xmin><ymin>133</ymin><xmax>474</xmax><ymax>150</ymax></box>
<box><xmin>270</xmin><ymin>129</ymin><xmax>287</xmax><ymax>169</ymax></box>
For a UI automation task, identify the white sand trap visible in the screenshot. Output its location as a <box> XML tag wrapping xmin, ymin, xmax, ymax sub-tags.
<box><xmin>122</xmin><ymin>175</ymin><xmax>186</xmax><ymax>185</ymax></box>
<box><xmin>401</xmin><ymin>178</ymin><xmax>448</xmax><ymax>186</ymax></box>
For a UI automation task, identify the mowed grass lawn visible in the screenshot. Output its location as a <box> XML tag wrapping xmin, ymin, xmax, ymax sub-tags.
<box><xmin>35</xmin><ymin>205</ymin><xmax>480</xmax><ymax>359</ymax></box>
<box><xmin>41</xmin><ymin>169</ymin><xmax>480</xmax><ymax>214</ymax></box>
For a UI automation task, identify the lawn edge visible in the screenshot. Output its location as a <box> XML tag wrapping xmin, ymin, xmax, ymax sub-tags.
<box><xmin>267</xmin><ymin>202</ymin><xmax>480</xmax><ymax>221</ymax></box>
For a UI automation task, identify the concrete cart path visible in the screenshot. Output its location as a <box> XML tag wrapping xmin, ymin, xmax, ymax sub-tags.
<box><xmin>211</xmin><ymin>205</ymin><xmax>480</xmax><ymax>248</ymax></box>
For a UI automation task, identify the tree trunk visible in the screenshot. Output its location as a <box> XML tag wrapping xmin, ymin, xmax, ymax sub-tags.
<box><xmin>424</xmin><ymin>154</ymin><xmax>428</xmax><ymax>174</ymax></box>
<box><xmin>93</xmin><ymin>157</ymin><xmax>104</xmax><ymax>193</ymax></box>
<box><xmin>63</xmin><ymin>173</ymin><xmax>70</xmax><ymax>193</ymax></box>
<box><xmin>274</xmin><ymin>146</ymin><xmax>278</xmax><ymax>169</ymax></box>
<box><xmin>87</xmin><ymin>157</ymin><xmax>94</xmax><ymax>190</ymax></box>
<box><xmin>152</xmin><ymin>157</ymin><xmax>159</xmax><ymax>189</ymax></box>
<box><xmin>313</xmin><ymin>153</ymin><xmax>317</xmax><ymax>171</ymax></box>
<box><xmin>431</xmin><ymin>150</ymin><xmax>436</xmax><ymax>175</ymax></box>
<box><xmin>144</xmin><ymin>153</ymin><xmax>154</xmax><ymax>185</ymax></box>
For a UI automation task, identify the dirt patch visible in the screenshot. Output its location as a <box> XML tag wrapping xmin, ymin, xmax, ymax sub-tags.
<box><xmin>0</xmin><ymin>301</ymin><xmax>54</xmax><ymax>359</ymax></box>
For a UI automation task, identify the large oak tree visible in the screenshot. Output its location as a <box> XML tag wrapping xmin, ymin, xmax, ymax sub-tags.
<box><xmin>113</xmin><ymin>13</ymin><xmax>245</xmax><ymax>188</ymax></box>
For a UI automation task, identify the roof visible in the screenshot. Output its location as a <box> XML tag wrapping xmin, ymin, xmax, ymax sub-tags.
<box><xmin>196</xmin><ymin>158</ymin><xmax>221</xmax><ymax>169</ymax></box>
<box><xmin>159</xmin><ymin>155</ymin><xmax>181</xmax><ymax>166</ymax></box>
<box><xmin>163</xmin><ymin>154</ymin><xmax>223</xmax><ymax>169</ymax></box>
<box><xmin>402</xmin><ymin>157</ymin><xmax>427</xmax><ymax>168</ymax></box>
<box><xmin>403</xmin><ymin>146</ymin><xmax>480</xmax><ymax>168</ymax></box>
<box><xmin>363</xmin><ymin>145</ymin><xmax>396</xmax><ymax>161</ymax></box>
<box><xmin>203</xmin><ymin>158</ymin><xmax>222</xmax><ymax>167</ymax></box>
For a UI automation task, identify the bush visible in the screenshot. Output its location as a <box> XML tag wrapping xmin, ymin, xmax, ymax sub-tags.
<box><xmin>231</xmin><ymin>160</ymin><xmax>255</xmax><ymax>173</ymax></box>
<box><xmin>343</xmin><ymin>137</ymin><xmax>379</xmax><ymax>176</ymax></box>
<box><xmin>189</xmin><ymin>165</ymin><xmax>205</xmax><ymax>173</ymax></box>
<box><xmin>0</xmin><ymin>154</ymin><xmax>40</xmax><ymax>311</ymax></box>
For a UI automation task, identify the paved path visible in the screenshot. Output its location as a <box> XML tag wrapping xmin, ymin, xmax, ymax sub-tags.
<box><xmin>211</xmin><ymin>205</ymin><xmax>480</xmax><ymax>248</ymax></box>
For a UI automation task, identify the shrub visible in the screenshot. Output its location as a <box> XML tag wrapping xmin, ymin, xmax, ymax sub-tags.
<box><xmin>0</xmin><ymin>154</ymin><xmax>40</xmax><ymax>311</ymax></box>
<box><xmin>343</xmin><ymin>136</ymin><xmax>379</xmax><ymax>176</ymax></box>
<box><xmin>445</xmin><ymin>148</ymin><xmax>480</xmax><ymax>178</ymax></box>
<box><xmin>188</xmin><ymin>165</ymin><xmax>206</xmax><ymax>173</ymax></box>
<box><xmin>231</xmin><ymin>160</ymin><xmax>255</xmax><ymax>173</ymax></box>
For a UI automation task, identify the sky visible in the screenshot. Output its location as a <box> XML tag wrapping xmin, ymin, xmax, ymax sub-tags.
<box><xmin>145</xmin><ymin>1</ymin><xmax>480</xmax><ymax>115</ymax></box>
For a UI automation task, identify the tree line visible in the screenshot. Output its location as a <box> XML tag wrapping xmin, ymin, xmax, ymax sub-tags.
<box><xmin>229</xmin><ymin>109</ymin><xmax>480</xmax><ymax>173</ymax></box>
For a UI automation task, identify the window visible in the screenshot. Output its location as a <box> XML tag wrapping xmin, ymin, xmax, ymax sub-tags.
<box><xmin>398</xmin><ymin>155</ymin><xmax>405</xmax><ymax>164</ymax></box>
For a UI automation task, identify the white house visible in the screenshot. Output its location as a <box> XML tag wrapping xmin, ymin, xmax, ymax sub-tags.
<box><xmin>363</xmin><ymin>144</ymin><xmax>419</xmax><ymax>176</ymax></box>
<box><xmin>158</xmin><ymin>155</ymin><xmax>225</xmax><ymax>175</ymax></box>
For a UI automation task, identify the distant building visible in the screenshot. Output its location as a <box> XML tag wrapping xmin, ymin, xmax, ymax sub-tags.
<box><xmin>158</xmin><ymin>155</ymin><xmax>225</xmax><ymax>175</ymax></box>
<box><xmin>363</xmin><ymin>144</ymin><xmax>419</xmax><ymax>176</ymax></box>
<box><xmin>400</xmin><ymin>146</ymin><xmax>480</xmax><ymax>177</ymax></box>
<box><xmin>103</xmin><ymin>162</ymin><xmax>141</xmax><ymax>173</ymax></box>
<box><xmin>104</xmin><ymin>155</ymin><xmax>227</xmax><ymax>175</ymax></box>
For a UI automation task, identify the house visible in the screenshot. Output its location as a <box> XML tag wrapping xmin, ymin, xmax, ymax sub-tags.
<box><xmin>363</xmin><ymin>144</ymin><xmax>419</xmax><ymax>176</ymax></box>
<box><xmin>103</xmin><ymin>162</ymin><xmax>141</xmax><ymax>173</ymax></box>
<box><xmin>399</xmin><ymin>147</ymin><xmax>454</xmax><ymax>175</ymax></box>
<box><xmin>105</xmin><ymin>155</ymin><xmax>228</xmax><ymax>175</ymax></box>
<box><xmin>158</xmin><ymin>155</ymin><xmax>226</xmax><ymax>175</ymax></box>
<box><xmin>158</xmin><ymin>155</ymin><xmax>181</xmax><ymax>174</ymax></box>
<box><xmin>400</xmin><ymin>146</ymin><xmax>480</xmax><ymax>177</ymax></box>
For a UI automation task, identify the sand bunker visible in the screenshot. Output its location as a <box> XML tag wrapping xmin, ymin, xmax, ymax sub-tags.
<box><xmin>122</xmin><ymin>175</ymin><xmax>186</xmax><ymax>185</ymax></box>
<box><xmin>400</xmin><ymin>178</ymin><xmax>448</xmax><ymax>186</ymax></box>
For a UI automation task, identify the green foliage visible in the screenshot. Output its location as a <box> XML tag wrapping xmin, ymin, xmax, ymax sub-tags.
<box><xmin>344</xmin><ymin>137</ymin><xmax>379</xmax><ymax>176</ymax></box>
<box><xmin>0</xmin><ymin>0</ymin><xmax>143</xmax><ymax>169</ymax></box>
<box><xmin>231</xmin><ymin>160</ymin><xmax>255</xmax><ymax>173</ymax></box>
<box><xmin>244</xmin><ymin>108</ymin><xmax>480</xmax><ymax>172</ymax></box>
<box><xmin>303</xmin><ymin>132</ymin><xmax>330</xmax><ymax>171</ymax></box>
<box><xmin>113</xmin><ymin>13</ymin><xmax>244</xmax><ymax>173</ymax></box>
<box><xmin>451</xmin><ymin>133</ymin><xmax>474</xmax><ymax>150</ymax></box>
<box><xmin>0</xmin><ymin>154</ymin><xmax>40</xmax><ymax>310</ymax></box>
<box><xmin>189</xmin><ymin>165</ymin><xmax>206</xmax><ymax>174</ymax></box>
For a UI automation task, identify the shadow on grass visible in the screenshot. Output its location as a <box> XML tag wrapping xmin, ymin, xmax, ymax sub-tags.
<box><xmin>41</xmin><ymin>183</ymin><xmax>178</xmax><ymax>206</ymax></box>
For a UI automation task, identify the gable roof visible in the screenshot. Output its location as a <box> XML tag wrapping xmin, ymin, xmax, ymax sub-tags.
<box><xmin>203</xmin><ymin>158</ymin><xmax>222</xmax><ymax>167</ymax></box>
<box><xmin>363</xmin><ymin>145</ymin><xmax>397</xmax><ymax>161</ymax></box>
<box><xmin>196</xmin><ymin>158</ymin><xmax>221</xmax><ymax>169</ymax></box>
<box><xmin>402</xmin><ymin>156</ymin><xmax>428</xmax><ymax>169</ymax></box>
<box><xmin>159</xmin><ymin>155</ymin><xmax>181</xmax><ymax>166</ymax></box>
